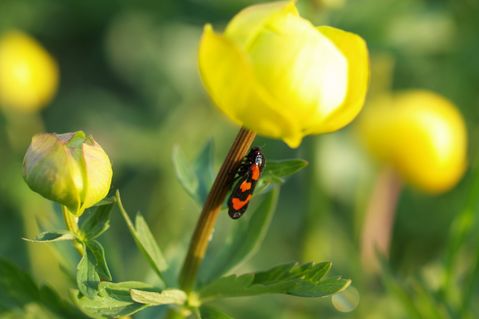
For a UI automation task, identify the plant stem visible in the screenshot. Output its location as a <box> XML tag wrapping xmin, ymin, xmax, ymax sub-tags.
<box><xmin>360</xmin><ymin>168</ymin><xmax>401</xmax><ymax>273</ymax></box>
<box><xmin>62</xmin><ymin>206</ymin><xmax>84</xmax><ymax>256</ymax></box>
<box><xmin>179</xmin><ymin>127</ymin><xmax>256</xmax><ymax>294</ymax></box>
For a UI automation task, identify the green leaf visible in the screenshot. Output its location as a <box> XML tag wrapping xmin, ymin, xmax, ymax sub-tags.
<box><xmin>378</xmin><ymin>255</ymin><xmax>423</xmax><ymax>319</ymax></box>
<box><xmin>380</xmin><ymin>255</ymin><xmax>450</xmax><ymax>319</ymax></box>
<box><xmin>199</xmin><ymin>262</ymin><xmax>350</xmax><ymax>301</ymax></box>
<box><xmin>73</xmin><ymin>281</ymin><xmax>153</xmax><ymax>318</ymax></box>
<box><xmin>78</xmin><ymin>198</ymin><xmax>114</xmax><ymax>240</ymax></box>
<box><xmin>411</xmin><ymin>279</ymin><xmax>448</xmax><ymax>319</ymax></box>
<box><xmin>86</xmin><ymin>240</ymin><xmax>112</xmax><ymax>281</ymax></box>
<box><xmin>23</xmin><ymin>230</ymin><xmax>74</xmax><ymax>243</ymax></box>
<box><xmin>130</xmin><ymin>289</ymin><xmax>187</xmax><ymax>305</ymax></box>
<box><xmin>261</xmin><ymin>159</ymin><xmax>308</xmax><ymax>183</ymax></box>
<box><xmin>173</xmin><ymin>141</ymin><xmax>215</xmax><ymax>205</ymax></box>
<box><xmin>135</xmin><ymin>213</ymin><xmax>168</xmax><ymax>272</ymax></box>
<box><xmin>440</xmin><ymin>164</ymin><xmax>479</xmax><ymax>312</ymax></box>
<box><xmin>199</xmin><ymin>186</ymin><xmax>280</xmax><ymax>283</ymax></box>
<box><xmin>460</xmin><ymin>242</ymin><xmax>479</xmax><ymax>317</ymax></box>
<box><xmin>0</xmin><ymin>259</ymin><xmax>86</xmax><ymax>318</ymax></box>
<box><xmin>200</xmin><ymin>306</ymin><xmax>234</xmax><ymax>319</ymax></box>
<box><xmin>76</xmin><ymin>244</ymin><xmax>100</xmax><ymax>299</ymax></box>
<box><xmin>115</xmin><ymin>191</ymin><xmax>168</xmax><ymax>284</ymax></box>
<box><xmin>172</xmin><ymin>145</ymin><xmax>199</xmax><ymax>202</ymax></box>
<box><xmin>100</xmin><ymin>281</ymin><xmax>152</xmax><ymax>290</ymax></box>
<box><xmin>194</xmin><ymin>140</ymin><xmax>215</xmax><ymax>204</ymax></box>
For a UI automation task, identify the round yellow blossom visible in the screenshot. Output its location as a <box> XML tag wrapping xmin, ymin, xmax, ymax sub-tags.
<box><xmin>0</xmin><ymin>30</ymin><xmax>59</xmax><ymax>112</ymax></box>
<box><xmin>358</xmin><ymin>90</ymin><xmax>467</xmax><ymax>193</ymax></box>
<box><xmin>198</xmin><ymin>1</ymin><xmax>369</xmax><ymax>148</ymax></box>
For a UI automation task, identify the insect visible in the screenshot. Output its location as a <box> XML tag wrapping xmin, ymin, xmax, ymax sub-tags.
<box><xmin>227</xmin><ymin>147</ymin><xmax>265</xmax><ymax>219</ymax></box>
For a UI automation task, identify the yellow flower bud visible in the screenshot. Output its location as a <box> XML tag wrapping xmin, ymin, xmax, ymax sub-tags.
<box><xmin>198</xmin><ymin>1</ymin><xmax>369</xmax><ymax>148</ymax></box>
<box><xmin>0</xmin><ymin>30</ymin><xmax>59</xmax><ymax>112</ymax></box>
<box><xmin>23</xmin><ymin>131</ymin><xmax>113</xmax><ymax>215</ymax></box>
<box><xmin>358</xmin><ymin>90</ymin><xmax>467</xmax><ymax>193</ymax></box>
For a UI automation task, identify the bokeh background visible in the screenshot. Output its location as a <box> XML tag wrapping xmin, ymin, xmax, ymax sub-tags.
<box><xmin>1</xmin><ymin>0</ymin><xmax>478</xmax><ymax>318</ymax></box>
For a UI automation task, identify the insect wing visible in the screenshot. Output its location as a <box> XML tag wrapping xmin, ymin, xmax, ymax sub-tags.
<box><xmin>228</xmin><ymin>168</ymin><xmax>255</xmax><ymax>219</ymax></box>
<box><xmin>227</xmin><ymin>147</ymin><xmax>265</xmax><ymax>220</ymax></box>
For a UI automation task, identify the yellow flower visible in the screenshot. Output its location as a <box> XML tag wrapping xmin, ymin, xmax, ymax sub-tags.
<box><xmin>0</xmin><ymin>30</ymin><xmax>59</xmax><ymax>112</ymax></box>
<box><xmin>358</xmin><ymin>90</ymin><xmax>467</xmax><ymax>193</ymax></box>
<box><xmin>198</xmin><ymin>1</ymin><xmax>369</xmax><ymax>148</ymax></box>
<box><xmin>23</xmin><ymin>131</ymin><xmax>113</xmax><ymax>216</ymax></box>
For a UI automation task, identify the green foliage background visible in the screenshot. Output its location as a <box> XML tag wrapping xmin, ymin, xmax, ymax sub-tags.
<box><xmin>0</xmin><ymin>0</ymin><xmax>479</xmax><ymax>318</ymax></box>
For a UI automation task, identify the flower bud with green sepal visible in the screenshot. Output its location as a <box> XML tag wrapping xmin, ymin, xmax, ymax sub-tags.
<box><xmin>23</xmin><ymin>131</ymin><xmax>112</xmax><ymax>216</ymax></box>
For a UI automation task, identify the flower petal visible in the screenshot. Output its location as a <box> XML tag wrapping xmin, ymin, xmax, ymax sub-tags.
<box><xmin>306</xmin><ymin>26</ymin><xmax>369</xmax><ymax>134</ymax></box>
<box><xmin>23</xmin><ymin>133</ymin><xmax>83</xmax><ymax>213</ymax></box>
<box><xmin>243</xmin><ymin>13</ymin><xmax>350</xmax><ymax>132</ymax></box>
<box><xmin>198</xmin><ymin>25</ymin><xmax>302</xmax><ymax>146</ymax></box>
<box><xmin>81</xmin><ymin>136</ymin><xmax>113</xmax><ymax>210</ymax></box>
<box><xmin>225</xmin><ymin>1</ymin><xmax>298</xmax><ymax>50</ymax></box>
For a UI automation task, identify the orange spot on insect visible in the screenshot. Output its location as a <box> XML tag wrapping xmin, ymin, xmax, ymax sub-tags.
<box><xmin>232</xmin><ymin>194</ymin><xmax>252</xmax><ymax>210</ymax></box>
<box><xmin>251</xmin><ymin>165</ymin><xmax>260</xmax><ymax>180</ymax></box>
<box><xmin>240</xmin><ymin>180</ymin><xmax>252</xmax><ymax>192</ymax></box>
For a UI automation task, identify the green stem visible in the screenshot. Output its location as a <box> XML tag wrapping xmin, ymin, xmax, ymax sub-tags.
<box><xmin>360</xmin><ymin>168</ymin><xmax>401</xmax><ymax>273</ymax></box>
<box><xmin>62</xmin><ymin>206</ymin><xmax>84</xmax><ymax>256</ymax></box>
<box><xmin>179</xmin><ymin>127</ymin><xmax>256</xmax><ymax>294</ymax></box>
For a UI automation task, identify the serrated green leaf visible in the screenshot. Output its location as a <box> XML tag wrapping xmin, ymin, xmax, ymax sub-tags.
<box><xmin>78</xmin><ymin>199</ymin><xmax>114</xmax><ymax>240</ymax></box>
<box><xmin>0</xmin><ymin>259</ymin><xmax>86</xmax><ymax>318</ymax></box>
<box><xmin>286</xmin><ymin>278</ymin><xmax>352</xmax><ymax>297</ymax></box>
<box><xmin>172</xmin><ymin>145</ymin><xmax>199</xmax><ymax>202</ymax></box>
<box><xmin>200</xmin><ymin>186</ymin><xmax>280</xmax><ymax>283</ymax></box>
<box><xmin>86</xmin><ymin>240</ymin><xmax>112</xmax><ymax>281</ymax></box>
<box><xmin>74</xmin><ymin>281</ymin><xmax>153</xmax><ymax>318</ymax></box>
<box><xmin>73</xmin><ymin>281</ymin><xmax>153</xmax><ymax>318</ymax></box>
<box><xmin>200</xmin><ymin>306</ymin><xmax>234</xmax><ymax>319</ymax></box>
<box><xmin>115</xmin><ymin>191</ymin><xmax>167</xmax><ymax>284</ymax></box>
<box><xmin>76</xmin><ymin>244</ymin><xmax>100</xmax><ymax>299</ymax></box>
<box><xmin>23</xmin><ymin>230</ymin><xmax>74</xmax><ymax>243</ymax></box>
<box><xmin>74</xmin><ymin>293</ymin><xmax>145</xmax><ymax>319</ymax></box>
<box><xmin>199</xmin><ymin>262</ymin><xmax>349</xmax><ymax>301</ymax></box>
<box><xmin>262</xmin><ymin>159</ymin><xmax>308</xmax><ymax>183</ymax></box>
<box><xmin>130</xmin><ymin>289</ymin><xmax>187</xmax><ymax>305</ymax></box>
<box><xmin>98</xmin><ymin>281</ymin><xmax>155</xmax><ymax>301</ymax></box>
<box><xmin>100</xmin><ymin>281</ymin><xmax>153</xmax><ymax>292</ymax></box>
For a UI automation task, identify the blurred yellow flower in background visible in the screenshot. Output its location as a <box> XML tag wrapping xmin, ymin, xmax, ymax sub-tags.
<box><xmin>198</xmin><ymin>1</ymin><xmax>369</xmax><ymax>148</ymax></box>
<box><xmin>358</xmin><ymin>90</ymin><xmax>467</xmax><ymax>193</ymax></box>
<box><xmin>0</xmin><ymin>30</ymin><xmax>59</xmax><ymax>112</ymax></box>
